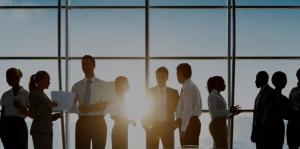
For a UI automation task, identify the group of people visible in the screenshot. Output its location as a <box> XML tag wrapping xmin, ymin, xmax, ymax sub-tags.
<box><xmin>251</xmin><ymin>70</ymin><xmax>300</xmax><ymax>149</ymax></box>
<box><xmin>0</xmin><ymin>54</ymin><xmax>299</xmax><ymax>149</ymax></box>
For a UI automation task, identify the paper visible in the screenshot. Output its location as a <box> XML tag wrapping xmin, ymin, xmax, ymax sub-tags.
<box><xmin>51</xmin><ymin>91</ymin><xmax>76</xmax><ymax>112</ymax></box>
<box><xmin>90</xmin><ymin>81</ymin><xmax>117</xmax><ymax>104</ymax></box>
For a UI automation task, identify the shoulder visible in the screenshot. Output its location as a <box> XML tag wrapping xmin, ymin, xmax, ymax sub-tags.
<box><xmin>167</xmin><ymin>87</ymin><xmax>178</xmax><ymax>94</ymax></box>
<box><xmin>1</xmin><ymin>90</ymin><xmax>11</xmax><ymax>98</ymax></box>
<box><xmin>72</xmin><ymin>79</ymin><xmax>85</xmax><ymax>89</ymax></box>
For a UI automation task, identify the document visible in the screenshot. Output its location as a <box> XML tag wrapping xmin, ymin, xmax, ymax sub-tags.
<box><xmin>51</xmin><ymin>91</ymin><xmax>76</xmax><ymax>112</ymax></box>
<box><xmin>90</xmin><ymin>81</ymin><xmax>117</xmax><ymax>104</ymax></box>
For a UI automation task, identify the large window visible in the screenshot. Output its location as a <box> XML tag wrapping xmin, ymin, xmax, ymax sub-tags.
<box><xmin>0</xmin><ymin>0</ymin><xmax>299</xmax><ymax>149</ymax></box>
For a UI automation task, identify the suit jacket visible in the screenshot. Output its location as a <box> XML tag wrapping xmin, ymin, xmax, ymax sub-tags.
<box><xmin>29</xmin><ymin>89</ymin><xmax>52</xmax><ymax>133</ymax></box>
<box><xmin>143</xmin><ymin>86</ymin><xmax>179</xmax><ymax>125</ymax></box>
<box><xmin>251</xmin><ymin>85</ymin><xmax>272</xmax><ymax>142</ymax></box>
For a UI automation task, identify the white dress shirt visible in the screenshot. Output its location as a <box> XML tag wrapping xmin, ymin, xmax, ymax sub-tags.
<box><xmin>208</xmin><ymin>90</ymin><xmax>230</xmax><ymax>119</ymax></box>
<box><xmin>71</xmin><ymin>76</ymin><xmax>106</xmax><ymax>116</ymax></box>
<box><xmin>155</xmin><ymin>86</ymin><xmax>168</xmax><ymax>122</ymax></box>
<box><xmin>175</xmin><ymin>79</ymin><xmax>202</xmax><ymax>132</ymax></box>
<box><xmin>106</xmin><ymin>97</ymin><xmax>127</xmax><ymax>118</ymax></box>
<box><xmin>0</xmin><ymin>86</ymin><xmax>29</xmax><ymax>118</ymax></box>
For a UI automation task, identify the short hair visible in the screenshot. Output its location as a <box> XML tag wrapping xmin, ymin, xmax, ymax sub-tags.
<box><xmin>176</xmin><ymin>63</ymin><xmax>192</xmax><ymax>78</ymax></box>
<box><xmin>256</xmin><ymin>71</ymin><xmax>269</xmax><ymax>83</ymax></box>
<box><xmin>297</xmin><ymin>68</ymin><xmax>300</xmax><ymax>80</ymax></box>
<box><xmin>156</xmin><ymin>66</ymin><xmax>169</xmax><ymax>75</ymax></box>
<box><xmin>272</xmin><ymin>71</ymin><xmax>287</xmax><ymax>88</ymax></box>
<box><xmin>81</xmin><ymin>55</ymin><xmax>95</xmax><ymax>66</ymax></box>
<box><xmin>115</xmin><ymin>76</ymin><xmax>128</xmax><ymax>92</ymax></box>
<box><xmin>6</xmin><ymin>67</ymin><xmax>22</xmax><ymax>80</ymax></box>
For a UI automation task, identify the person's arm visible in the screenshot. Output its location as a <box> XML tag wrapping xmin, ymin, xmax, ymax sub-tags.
<box><xmin>79</xmin><ymin>101</ymin><xmax>110</xmax><ymax>113</ymax></box>
<box><xmin>13</xmin><ymin>100</ymin><xmax>33</xmax><ymax>118</ymax></box>
<box><xmin>180</xmin><ymin>88</ymin><xmax>194</xmax><ymax>133</ymax></box>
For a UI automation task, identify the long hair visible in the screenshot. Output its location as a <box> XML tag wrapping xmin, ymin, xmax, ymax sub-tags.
<box><xmin>29</xmin><ymin>71</ymin><xmax>49</xmax><ymax>91</ymax></box>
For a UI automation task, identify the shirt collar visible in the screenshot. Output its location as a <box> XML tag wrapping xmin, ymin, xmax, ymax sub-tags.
<box><xmin>210</xmin><ymin>89</ymin><xmax>220</xmax><ymax>95</ymax></box>
<box><xmin>9</xmin><ymin>86</ymin><xmax>25</xmax><ymax>96</ymax></box>
<box><xmin>85</xmin><ymin>76</ymin><xmax>96</xmax><ymax>82</ymax></box>
<box><xmin>182</xmin><ymin>79</ymin><xmax>192</xmax><ymax>87</ymax></box>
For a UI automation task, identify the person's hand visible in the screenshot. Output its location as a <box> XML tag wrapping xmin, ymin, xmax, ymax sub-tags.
<box><xmin>230</xmin><ymin>105</ymin><xmax>242</xmax><ymax>116</ymax></box>
<box><xmin>50</xmin><ymin>101</ymin><xmax>58</xmax><ymax>107</ymax></box>
<box><xmin>52</xmin><ymin>113</ymin><xmax>63</xmax><ymax>121</ymax></box>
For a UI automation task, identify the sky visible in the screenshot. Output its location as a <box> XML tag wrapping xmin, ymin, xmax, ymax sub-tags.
<box><xmin>0</xmin><ymin>0</ymin><xmax>300</xmax><ymax>149</ymax></box>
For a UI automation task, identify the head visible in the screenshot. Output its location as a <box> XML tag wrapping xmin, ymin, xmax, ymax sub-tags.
<box><xmin>214</xmin><ymin>76</ymin><xmax>226</xmax><ymax>92</ymax></box>
<box><xmin>272</xmin><ymin>71</ymin><xmax>287</xmax><ymax>90</ymax></box>
<box><xmin>81</xmin><ymin>55</ymin><xmax>96</xmax><ymax>78</ymax></box>
<box><xmin>29</xmin><ymin>71</ymin><xmax>50</xmax><ymax>91</ymax></box>
<box><xmin>176</xmin><ymin>63</ymin><xmax>192</xmax><ymax>84</ymax></box>
<box><xmin>255</xmin><ymin>71</ymin><xmax>269</xmax><ymax>88</ymax></box>
<box><xmin>115</xmin><ymin>76</ymin><xmax>129</xmax><ymax>95</ymax></box>
<box><xmin>156</xmin><ymin>67</ymin><xmax>168</xmax><ymax>87</ymax></box>
<box><xmin>206</xmin><ymin>77</ymin><xmax>216</xmax><ymax>93</ymax></box>
<box><xmin>6</xmin><ymin>68</ymin><xmax>22</xmax><ymax>88</ymax></box>
<box><xmin>297</xmin><ymin>68</ymin><xmax>300</xmax><ymax>82</ymax></box>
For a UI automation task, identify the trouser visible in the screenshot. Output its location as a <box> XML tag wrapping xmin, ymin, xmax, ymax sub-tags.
<box><xmin>180</xmin><ymin>116</ymin><xmax>201</xmax><ymax>148</ymax></box>
<box><xmin>2</xmin><ymin>116</ymin><xmax>28</xmax><ymax>149</ymax></box>
<box><xmin>146</xmin><ymin>121</ymin><xmax>175</xmax><ymax>149</ymax></box>
<box><xmin>209</xmin><ymin>117</ymin><xmax>228</xmax><ymax>149</ymax></box>
<box><xmin>112</xmin><ymin>121</ymin><xmax>128</xmax><ymax>149</ymax></box>
<box><xmin>31</xmin><ymin>132</ymin><xmax>52</xmax><ymax>149</ymax></box>
<box><xmin>76</xmin><ymin>115</ymin><xmax>107</xmax><ymax>149</ymax></box>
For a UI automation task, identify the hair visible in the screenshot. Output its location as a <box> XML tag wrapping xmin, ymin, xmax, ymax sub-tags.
<box><xmin>156</xmin><ymin>66</ymin><xmax>169</xmax><ymax>75</ymax></box>
<box><xmin>29</xmin><ymin>71</ymin><xmax>49</xmax><ymax>91</ymax></box>
<box><xmin>81</xmin><ymin>55</ymin><xmax>96</xmax><ymax>66</ymax></box>
<box><xmin>207</xmin><ymin>76</ymin><xmax>224</xmax><ymax>92</ymax></box>
<box><xmin>297</xmin><ymin>68</ymin><xmax>300</xmax><ymax>80</ymax></box>
<box><xmin>272</xmin><ymin>71</ymin><xmax>287</xmax><ymax>89</ymax></box>
<box><xmin>207</xmin><ymin>77</ymin><xmax>216</xmax><ymax>92</ymax></box>
<box><xmin>256</xmin><ymin>71</ymin><xmax>269</xmax><ymax>84</ymax></box>
<box><xmin>115</xmin><ymin>76</ymin><xmax>128</xmax><ymax>93</ymax></box>
<box><xmin>176</xmin><ymin>63</ymin><xmax>192</xmax><ymax>79</ymax></box>
<box><xmin>6</xmin><ymin>67</ymin><xmax>22</xmax><ymax>80</ymax></box>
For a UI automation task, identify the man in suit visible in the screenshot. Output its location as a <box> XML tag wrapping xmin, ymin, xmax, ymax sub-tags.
<box><xmin>251</xmin><ymin>71</ymin><xmax>273</xmax><ymax>149</ymax></box>
<box><xmin>142</xmin><ymin>66</ymin><xmax>179</xmax><ymax>149</ymax></box>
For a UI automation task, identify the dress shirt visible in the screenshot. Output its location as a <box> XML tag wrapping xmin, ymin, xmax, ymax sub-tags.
<box><xmin>106</xmin><ymin>96</ymin><xmax>127</xmax><ymax>118</ymax></box>
<box><xmin>175</xmin><ymin>79</ymin><xmax>202</xmax><ymax>132</ymax></box>
<box><xmin>208</xmin><ymin>90</ymin><xmax>230</xmax><ymax>119</ymax></box>
<box><xmin>154</xmin><ymin>86</ymin><xmax>168</xmax><ymax>121</ymax></box>
<box><xmin>72</xmin><ymin>76</ymin><xmax>106</xmax><ymax>116</ymax></box>
<box><xmin>0</xmin><ymin>86</ymin><xmax>29</xmax><ymax>118</ymax></box>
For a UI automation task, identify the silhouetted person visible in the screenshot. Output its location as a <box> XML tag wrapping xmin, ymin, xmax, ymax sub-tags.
<box><xmin>107</xmin><ymin>76</ymin><xmax>136</xmax><ymax>149</ymax></box>
<box><xmin>0</xmin><ymin>68</ymin><xmax>31</xmax><ymax>149</ymax></box>
<box><xmin>250</xmin><ymin>71</ymin><xmax>273</xmax><ymax>149</ymax></box>
<box><xmin>207</xmin><ymin>76</ymin><xmax>241</xmax><ymax>149</ymax></box>
<box><xmin>260</xmin><ymin>71</ymin><xmax>290</xmax><ymax>149</ymax></box>
<box><xmin>287</xmin><ymin>68</ymin><xmax>300</xmax><ymax>149</ymax></box>
<box><xmin>72</xmin><ymin>55</ymin><xmax>110</xmax><ymax>149</ymax></box>
<box><xmin>29</xmin><ymin>71</ymin><xmax>62</xmax><ymax>149</ymax></box>
<box><xmin>142</xmin><ymin>67</ymin><xmax>179</xmax><ymax>149</ymax></box>
<box><xmin>175</xmin><ymin>63</ymin><xmax>202</xmax><ymax>148</ymax></box>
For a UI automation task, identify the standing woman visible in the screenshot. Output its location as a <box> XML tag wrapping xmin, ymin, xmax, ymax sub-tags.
<box><xmin>108</xmin><ymin>76</ymin><xmax>136</xmax><ymax>149</ymax></box>
<box><xmin>207</xmin><ymin>76</ymin><xmax>241</xmax><ymax>149</ymax></box>
<box><xmin>0</xmin><ymin>68</ymin><xmax>31</xmax><ymax>149</ymax></box>
<box><xmin>28</xmin><ymin>71</ymin><xmax>61</xmax><ymax>149</ymax></box>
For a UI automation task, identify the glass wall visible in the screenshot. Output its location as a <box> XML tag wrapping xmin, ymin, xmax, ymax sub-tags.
<box><xmin>0</xmin><ymin>0</ymin><xmax>299</xmax><ymax>149</ymax></box>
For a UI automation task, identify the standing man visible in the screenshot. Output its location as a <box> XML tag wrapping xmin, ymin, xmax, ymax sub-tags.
<box><xmin>250</xmin><ymin>71</ymin><xmax>273</xmax><ymax>149</ymax></box>
<box><xmin>72</xmin><ymin>55</ymin><xmax>110</xmax><ymax>149</ymax></box>
<box><xmin>175</xmin><ymin>63</ymin><xmax>202</xmax><ymax>148</ymax></box>
<box><xmin>143</xmin><ymin>67</ymin><xmax>179</xmax><ymax>149</ymax></box>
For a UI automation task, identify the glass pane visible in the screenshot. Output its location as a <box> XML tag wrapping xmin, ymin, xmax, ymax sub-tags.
<box><xmin>235</xmin><ymin>60</ymin><xmax>299</xmax><ymax>109</ymax></box>
<box><xmin>237</xmin><ymin>0</ymin><xmax>300</xmax><ymax>6</ymax></box>
<box><xmin>233</xmin><ymin>113</ymin><xmax>289</xmax><ymax>149</ymax></box>
<box><xmin>150</xmin><ymin>60</ymin><xmax>228</xmax><ymax>110</ymax></box>
<box><xmin>70</xmin><ymin>0</ymin><xmax>144</xmax><ymax>6</ymax></box>
<box><xmin>150</xmin><ymin>10</ymin><xmax>227</xmax><ymax>57</ymax></box>
<box><xmin>236</xmin><ymin>10</ymin><xmax>300</xmax><ymax>56</ymax></box>
<box><xmin>0</xmin><ymin>0</ymin><xmax>59</xmax><ymax>6</ymax></box>
<box><xmin>70</xmin><ymin>10</ymin><xmax>145</xmax><ymax>57</ymax></box>
<box><xmin>150</xmin><ymin>0</ymin><xmax>227</xmax><ymax>6</ymax></box>
<box><xmin>0</xmin><ymin>9</ymin><xmax>57</xmax><ymax>56</ymax></box>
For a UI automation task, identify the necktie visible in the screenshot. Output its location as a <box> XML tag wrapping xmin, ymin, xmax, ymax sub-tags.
<box><xmin>84</xmin><ymin>79</ymin><xmax>92</xmax><ymax>105</ymax></box>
